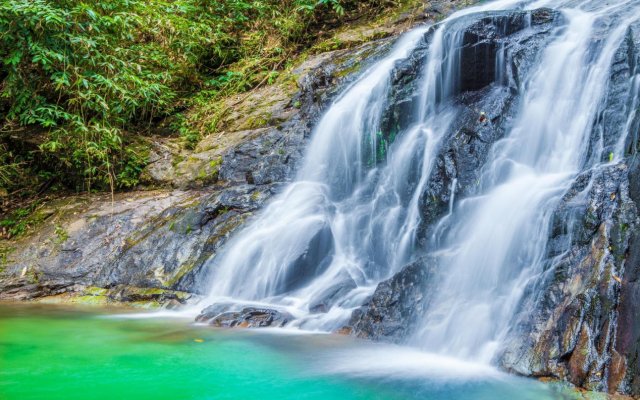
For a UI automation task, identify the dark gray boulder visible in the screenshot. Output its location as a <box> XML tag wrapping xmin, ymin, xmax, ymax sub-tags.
<box><xmin>346</xmin><ymin>260</ymin><xmax>433</xmax><ymax>342</ymax></box>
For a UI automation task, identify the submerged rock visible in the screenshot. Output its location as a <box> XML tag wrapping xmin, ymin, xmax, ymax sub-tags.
<box><xmin>196</xmin><ymin>305</ymin><xmax>293</xmax><ymax>328</ymax></box>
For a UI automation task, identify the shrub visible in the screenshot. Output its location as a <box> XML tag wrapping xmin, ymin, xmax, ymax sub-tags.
<box><xmin>0</xmin><ymin>0</ymin><xmax>395</xmax><ymax>194</ymax></box>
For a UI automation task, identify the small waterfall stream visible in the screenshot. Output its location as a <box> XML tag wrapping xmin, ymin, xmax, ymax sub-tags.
<box><xmin>415</xmin><ymin>2</ymin><xmax>640</xmax><ymax>362</ymax></box>
<box><xmin>201</xmin><ymin>27</ymin><xmax>435</xmax><ymax>327</ymax></box>
<box><xmin>199</xmin><ymin>0</ymin><xmax>640</xmax><ymax>368</ymax></box>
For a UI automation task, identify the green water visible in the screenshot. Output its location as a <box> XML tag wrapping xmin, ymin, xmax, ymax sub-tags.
<box><xmin>0</xmin><ymin>304</ymin><xmax>584</xmax><ymax>400</ymax></box>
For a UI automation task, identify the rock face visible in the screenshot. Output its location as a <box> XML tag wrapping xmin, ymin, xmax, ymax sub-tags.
<box><xmin>497</xmin><ymin>22</ymin><xmax>640</xmax><ymax>395</ymax></box>
<box><xmin>499</xmin><ymin>164</ymin><xmax>639</xmax><ymax>391</ymax></box>
<box><xmin>347</xmin><ymin>260</ymin><xmax>433</xmax><ymax>341</ymax></box>
<box><xmin>0</xmin><ymin>32</ymin><xmax>396</xmax><ymax>306</ymax></box>
<box><xmin>345</xmin><ymin>8</ymin><xmax>640</xmax><ymax>397</ymax></box>
<box><xmin>375</xmin><ymin>9</ymin><xmax>559</xmax><ymax>244</ymax></box>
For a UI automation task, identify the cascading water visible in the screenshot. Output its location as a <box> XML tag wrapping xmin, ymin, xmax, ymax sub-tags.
<box><xmin>199</xmin><ymin>16</ymin><xmax>469</xmax><ymax>329</ymax></box>
<box><xmin>198</xmin><ymin>0</ymin><xmax>640</xmax><ymax>369</ymax></box>
<box><xmin>201</xmin><ymin>25</ymin><xmax>448</xmax><ymax>329</ymax></box>
<box><xmin>415</xmin><ymin>1</ymin><xmax>640</xmax><ymax>363</ymax></box>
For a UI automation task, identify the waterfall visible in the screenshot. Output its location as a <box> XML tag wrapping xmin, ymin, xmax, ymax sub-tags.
<box><xmin>199</xmin><ymin>0</ymin><xmax>492</xmax><ymax>328</ymax></box>
<box><xmin>415</xmin><ymin>2</ymin><xmax>640</xmax><ymax>362</ymax></box>
<box><xmin>201</xmin><ymin>26</ymin><xmax>445</xmax><ymax>329</ymax></box>
<box><xmin>199</xmin><ymin>0</ymin><xmax>640</xmax><ymax>365</ymax></box>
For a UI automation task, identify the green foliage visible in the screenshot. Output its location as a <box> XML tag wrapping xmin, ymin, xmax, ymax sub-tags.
<box><xmin>0</xmin><ymin>0</ymin><xmax>396</xmax><ymax>195</ymax></box>
<box><xmin>0</xmin><ymin>245</ymin><xmax>12</xmax><ymax>270</ymax></box>
<box><xmin>0</xmin><ymin>144</ymin><xmax>25</xmax><ymax>190</ymax></box>
<box><xmin>171</xmin><ymin>114</ymin><xmax>201</xmax><ymax>150</ymax></box>
<box><xmin>1</xmin><ymin>0</ymin><xmax>182</xmax><ymax>191</ymax></box>
<box><xmin>0</xmin><ymin>204</ymin><xmax>37</xmax><ymax>238</ymax></box>
<box><xmin>297</xmin><ymin>0</ymin><xmax>344</xmax><ymax>16</ymax></box>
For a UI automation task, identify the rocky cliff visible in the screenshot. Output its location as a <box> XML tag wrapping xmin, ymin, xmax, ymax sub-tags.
<box><xmin>0</xmin><ymin>1</ymin><xmax>464</xmax><ymax>306</ymax></box>
<box><xmin>344</xmin><ymin>8</ymin><xmax>640</xmax><ymax>397</ymax></box>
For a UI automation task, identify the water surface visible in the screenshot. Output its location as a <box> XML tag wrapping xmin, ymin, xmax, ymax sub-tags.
<box><xmin>0</xmin><ymin>304</ymin><xmax>586</xmax><ymax>400</ymax></box>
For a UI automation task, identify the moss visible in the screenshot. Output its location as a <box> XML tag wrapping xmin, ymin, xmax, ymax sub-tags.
<box><xmin>209</xmin><ymin>157</ymin><xmax>222</xmax><ymax>169</ymax></box>
<box><xmin>197</xmin><ymin>168</ymin><xmax>207</xmax><ymax>180</ymax></box>
<box><xmin>172</xmin><ymin>154</ymin><xmax>186</xmax><ymax>169</ymax></box>
<box><xmin>116</xmin><ymin>286</ymin><xmax>193</xmax><ymax>308</ymax></box>
<box><xmin>122</xmin><ymin>209</ymin><xmax>187</xmax><ymax>252</ymax></box>
<box><xmin>204</xmin><ymin>214</ymin><xmax>245</xmax><ymax>247</ymax></box>
<box><xmin>126</xmin><ymin>287</ymin><xmax>167</xmax><ymax>296</ymax></box>
<box><xmin>129</xmin><ymin>300</ymin><xmax>163</xmax><ymax>309</ymax></box>
<box><xmin>241</xmin><ymin>113</ymin><xmax>273</xmax><ymax>130</ymax></box>
<box><xmin>0</xmin><ymin>245</ymin><xmax>15</xmax><ymax>272</ymax></box>
<box><xmin>25</xmin><ymin>268</ymin><xmax>40</xmax><ymax>284</ymax></box>
<box><xmin>310</xmin><ymin>38</ymin><xmax>345</xmax><ymax>54</ymax></box>
<box><xmin>122</xmin><ymin>236</ymin><xmax>141</xmax><ymax>252</ymax></box>
<box><xmin>164</xmin><ymin>262</ymin><xmax>195</xmax><ymax>287</ymax></box>
<box><xmin>74</xmin><ymin>295</ymin><xmax>110</xmax><ymax>305</ymax></box>
<box><xmin>334</xmin><ymin>61</ymin><xmax>363</xmax><ymax>79</ymax></box>
<box><xmin>54</xmin><ymin>224</ymin><xmax>69</xmax><ymax>244</ymax></box>
<box><xmin>183</xmin><ymin>155</ymin><xmax>222</xmax><ymax>184</ymax></box>
<box><xmin>84</xmin><ymin>286</ymin><xmax>109</xmax><ymax>296</ymax></box>
<box><xmin>36</xmin><ymin>285</ymin><xmax>193</xmax><ymax>308</ymax></box>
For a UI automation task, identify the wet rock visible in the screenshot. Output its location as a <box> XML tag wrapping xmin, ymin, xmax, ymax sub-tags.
<box><xmin>309</xmin><ymin>274</ymin><xmax>357</xmax><ymax>314</ymax></box>
<box><xmin>346</xmin><ymin>260</ymin><xmax>433</xmax><ymax>342</ymax></box>
<box><xmin>195</xmin><ymin>303</ymin><xmax>236</xmax><ymax>322</ymax></box>
<box><xmin>374</xmin><ymin>9</ymin><xmax>559</xmax><ymax>247</ymax></box>
<box><xmin>454</xmin><ymin>9</ymin><xmax>560</xmax><ymax>94</ymax></box>
<box><xmin>586</xmin><ymin>25</ymin><xmax>640</xmax><ymax>164</ymax></box>
<box><xmin>276</xmin><ymin>223</ymin><xmax>335</xmax><ymax>293</ymax></box>
<box><xmin>108</xmin><ymin>286</ymin><xmax>193</xmax><ymax>307</ymax></box>
<box><xmin>496</xmin><ymin>23</ymin><xmax>640</xmax><ymax>396</ymax></box>
<box><xmin>418</xmin><ymin>84</ymin><xmax>514</xmax><ymax>239</ymax></box>
<box><xmin>0</xmin><ymin>278</ymin><xmax>78</xmax><ymax>301</ymax></box>
<box><xmin>218</xmin><ymin>127</ymin><xmax>300</xmax><ymax>186</ymax></box>
<box><xmin>342</xmin><ymin>12</ymin><xmax>640</xmax><ymax>397</ymax></box>
<box><xmin>197</xmin><ymin>306</ymin><xmax>293</xmax><ymax>328</ymax></box>
<box><xmin>499</xmin><ymin>162</ymin><xmax>639</xmax><ymax>393</ymax></box>
<box><xmin>347</xmin><ymin>8</ymin><xmax>560</xmax><ymax>342</ymax></box>
<box><xmin>617</xmin><ymin>224</ymin><xmax>640</xmax><ymax>394</ymax></box>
